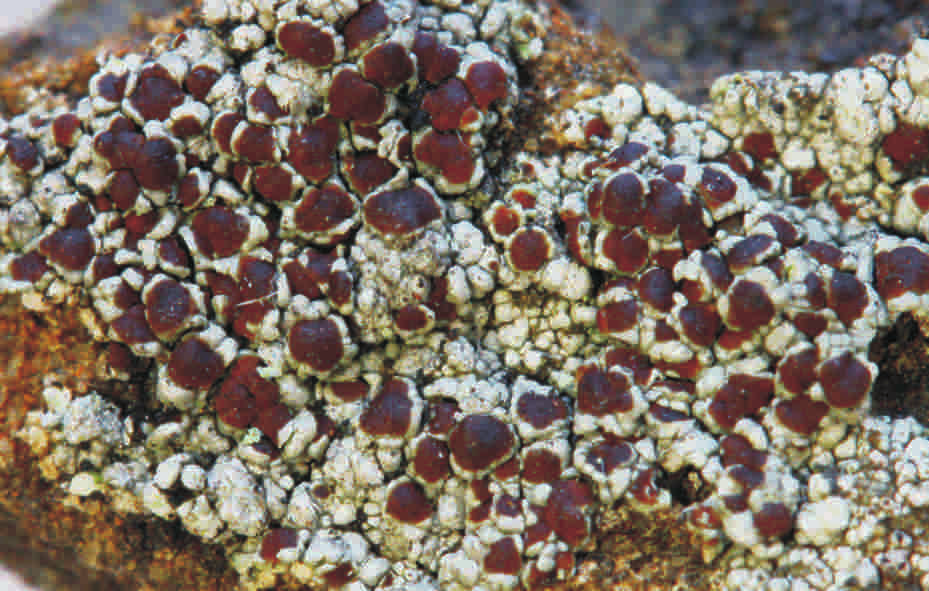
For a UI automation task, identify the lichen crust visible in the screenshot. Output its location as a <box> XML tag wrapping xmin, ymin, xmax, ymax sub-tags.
<box><xmin>6</xmin><ymin>1</ymin><xmax>929</xmax><ymax>590</ymax></box>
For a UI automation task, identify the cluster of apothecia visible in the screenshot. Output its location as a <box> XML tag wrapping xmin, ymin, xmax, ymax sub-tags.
<box><xmin>6</xmin><ymin>0</ymin><xmax>929</xmax><ymax>589</ymax></box>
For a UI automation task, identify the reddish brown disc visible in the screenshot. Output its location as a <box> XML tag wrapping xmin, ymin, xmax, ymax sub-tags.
<box><xmin>287</xmin><ymin>116</ymin><xmax>340</xmax><ymax>182</ymax></box>
<box><xmin>720</xmin><ymin>433</ymin><xmax>767</xmax><ymax>470</ymax></box>
<box><xmin>52</xmin><ymin>113</ymin><xmax>82</xmax><ymax>148</ymax></box>
<box><xmin>426</xmin><ymin>400</ymin><xmax>458</xmax><ymax>435</ymax></box>
<box><xmin>386</xmin><ymin>481</ymin><xmax>432</xmax><ymax>524</ymax></box>
<box><xmin>343</xmin><ymin>151</ymin><xmax>396</xmax><ymax>195</ymax></box>
<box><xmin>295</xmin><ymin>185</ymin><xmax>356</xmax><ymax>233</ymax></box>
<box><xmin>134</xmin><ymin>138</ymin><xmax>179</xmax><ymax>191</ymax></box>
<box><xmin>413</xmin><ymin>130</ymin><xmax>476</xmax><ymax>186</ymax></box>
<box><xmin>542</xmin><ymin>480</ymin><xmax>593</xmax><ymax>547</ymax></box>
<box><xmin>727</xmin><ymin>235</ymin><xmax>777</xmax><ymax>273</ymax></box>
<box><xmin>698</xmin><ymin>167</ymin><xmax>737</xmax><ymax>207</ymax></box>
<box><xmin>39</xmin><ymin>228</ymin><xmax>95</xmax><ymax>271</ymax></box>
<box><xmin>596</xmin><ymin>300</ymin><xmax>638</xmax><ymax>334</ymax></box>
<box><xmin>803</xmin><ymin>241</ymin><xmax>844</xmax><ymax>268</ymax></box>
<box><xmin>327</xmin><ymin>69</ymin><xmax>386</xmax><ymax>123</ymax></box>
<box><xmin>708</xmin><ymin>374</ymin><xmax>774</xmax><ymax>430</ymax></box>
<box><xmin>603</xmin><ymin>141</ymin><xmax>648</xmax><ymax>169</ymax></box>
<box><xmin>145</xmin><ymin>279</ymin><xmax>193</xmax><ymax>338</ymax></box>
<box><xmin>678</xmin><ymin>302</ymin><xmax>721</xmax><ymax>347</ymax></box>
<box><xmin>167</xmin><ymin>337</ymin><xmax>225</xmax><ymax>390</ymax></box>
<box><xmin>129</xmin><ymin>65</ymin><xmax>184</xmax><ymax>122</ymax></box>
<box><xmin>818</xmin><ymin>352</ymin><xmax>872</xmax><ymax>408</ymax></box>
<box><xmin>254</xmin><ymin>165</ymin><xmax>294</xmax><ymax>203</ymax></box>
<box><xmin>362</xmin><ymin>42</ymin><xmax>415</xmax><ymax>88</ymax></box>
<box><xmin>522</xmin><ymin>448</ymin><xmax>562</xmax><ymax>483</ymax></box>
<box><xmin>913</xmin><ymin>184</ymin><xmax>929</xmax><ymax>211</ymax></box>
<box><xmin>260</xmin><ymin>528</ymin><xmax>298</xmax><ymax>562</ymax></box>
<box><xmin>184</xmin><ymin>65</ymin><xmax>220</xmax><ymax>102</ymax></box>
<box><xmin>828</xmin><ymin>271</ymin><xmax>868</xmax><ymax>325</ymax></box>
<box><xmin>363</xmin><ymin>186</ymin><xmax>441</xmax><ymax>235</ymax></box>
<box><xmin>600</xmin><ymin>172</ymin><xmax>644</xmax><ymax>227</ymax></box>
<box><xmin>777</xmin><ymin>347</ymin><xmax>819</xmax><ymax>396</ymax></box>
<box><xmin>106</xmin><ymin>342</ymin><xmax>139</xmax><ymax>373</ymax></box>
<box><xmin>630</xmin><ymin>467</ymin><xmax>662</xmax><ymax>505</ymax></box>
<box><xmin>448</xmin><ymin>414</ymin><xmax>514</xmax><ymax>473</ymax></box>
<box><xmin>283</xmin><ymin>255</ymin><xmax>330</xmax><ymax>300</ymax></box>
<box><xmin>214</xmin><ymin>382</ymin><xmax>258</xmax><ymax>429</ymax></box>
<box><xmin>255</xmin><ymin>403</ymin><xmax>293</xmax><ymax>445</ymax></box>
<box><xmin>343</xmin><ymin>2</ymin><xmax>388</xmax><ymax>51</ymax></box>
<box><xmin>725</xmin><ymin>280</ymin><xmax>775</xmax><ymax>332</ymax></box>
<box><xmin>576</xmin><ymin>366</ymin><xmax>634</xmax><ymax>416</ymax></box>
<box><xmin>412</xmin><ymin>32</ymin><xmax>460</xmax><ymax>84</ymax></box>
<box><xmin>760</xmin><ymin>214</ymin><xmax>801</xmax><ymax>247</ymax></box>
<box><xmin>328</xmin><ymin>379</ymin><xmax>368</xmax><ymax>403</ymax></box>
<box><xmin>729</xmin><ymin>465</ymin><xmax>764</xmax><ymax>490</ymax></box>
<box><xmin>703</xmin><ymin>252</ymin><xmax>733</xmax><ymax>290</ymax></box>
<box><xmin>793</xmin><ymin>311</ymin><xmax>828</xmax><ymax>338</ymax></box>
<box><xmin>358</xmin><ymin>379</ymin><xmax>414</xmax><ymax>438</ymax></box>
<box><xmin>524</xmin><ymin>521</ymin><xmax>553</xmax><ymax>549</ymax></box>
<box><xmin>601</xmin><ymin>228</ymin><xmax>649</xmax><ymax>274</ymax></box>
<box><xmin>494</xmin><ymin>457</ymin><xmax>520</xmax><ymax>480</ymax></box>
<box><xmin>176</xmin><ymin>172</ymin><xmax>205</xmax><ymax>208</ymax></box>
<box><xmin>422</xmin><ymin>79</ymin><xmax>476</xmax><ymax>131</ymax></box>
<box><xmin>412</xmin><ymin>436</ymin><xmax>451</xmax><ymax>483</ymax></box>
<box><xmin>774</xmin><ymin>394</ymin><xmax>829</xmax><ymax>435</ymax></box>
<box><xmin>465</xmin><ymin>61</ymin><xmax>507</xmax><ymax>110</ymax></box>
<box><xmin>322</xmin><ymin>564</ymin><xmax>356</xmax><ymax>588</ymax></box>
<box><xmin>508</xmin><ymin>228</ymin><xmax>551</xmax><ymax>272</ymax></box>
<box><xmin>10</xmin><ymin>252</ymin><xmax>49</xmax><ymax>283</ymax></box>
<box><xmin>96</xmin><ymin>72</ymin><xmax>128</xmax><ymax>101</ymax></box>
<box><xmin>233</xmin><ymin>123</ymin><xmax>276</xmax><ymax>163</ymax></box>
<box><xmin>741</xmin><ymin>132</ymin><xmax>777</xmax><ymax>162</ymax></box>
<box><xmin>111</xmin><ymin>305</ymin><xmax>156</xmax><ymax>344</ymax></box>
<box><xmin>655</xmin><ymin>319</ymin><xmax>680</xmax><ymax>341</ymax></box>
<box><xmin>394</xmin><ymin>304</ymin><xmax>430</xmax><ymax>332</ymax></box>
<box><xmin>585</xmin><ymin>440</ymin><xmax>634</xmax><ymax>474</ymax></box>
<box><xmin>754</xmin><ymin>503</ymin><xmax>793</xmax><ymax>538</ymax></box>
<box><xmin>484</xmin><ymin>537</ymin><xmax>522</xmax><ymax>575</ymax></box>
<box><xmin>191</xmin><ymin>206</ymin><xmax>249</xmax><ymax>259</ymax></box>
<box><xmin>637</xmin><ymin>268</ymin><xmax>675</xmax><ymax>312</ymax></box>
<box><xmin>249</xmin><ymin>86</ymin><xmax>288</xmax><ymax>120</ymax></box>
<box><xmin>232</xmin><ymin>258</ymin><xmax>277</xmax><ymax>338</ymax></box>
<box><xmin>791</xmin><ymin>167</ymin><xmax>828</xmax><ymax>196</ymax></box>
<box><xmin>882</xmin><ymin>122</ymin><xmax>929</xmax><ymax>170</ymax></box>
<box><xmin>585</xmin><ymin>117</ymin><xmax>610</xmax><ymax>140</ymax></box>
<box><xmin>515</xmin><ymin>392</ymin><xmax>567</xmax><ymax>430</ymax></box>
<box><xmin>288</xmin><ymin>317</ymin><xmax>345</xmax><ymax>372</ymax></box>
<box><xmin>491</xmin><ymin>206</ymin><xmax>519</xmax><ymax>236</ymax></box>
<box><xmin>874</xmin><ymin>246</ymin><xmax>929</xmax><ymax>300</ymax></box>
<box><xmin>277</xmin><ymin>21</ymin><xmax>337</xmax><ymax>67</ymax></box>
<box><xmin>643</xmin><ymin>178</ymin><xmax>687</xmax><ymax>236</ymax></box>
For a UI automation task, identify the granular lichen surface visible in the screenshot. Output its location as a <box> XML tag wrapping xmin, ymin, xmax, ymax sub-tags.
<box><xmin>4</xmin><ymin>0</ymin><xmax>929</xmax><ymax>589</ymax></box>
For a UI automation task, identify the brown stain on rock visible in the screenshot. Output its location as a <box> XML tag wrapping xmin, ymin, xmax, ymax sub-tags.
<box><xmin>0</xmin><ymin>297</ymin><xmax>236</xmax><ymax>590</ymax></box>
<box><xmin>0</xmin><ymin>1</ymin><xmax>195</xmax><ymax>115</ymax></box>
<box><xmin>512</xmin><ymin>3</ymin><xmax>641</xmax><ymax>156</ymax></box>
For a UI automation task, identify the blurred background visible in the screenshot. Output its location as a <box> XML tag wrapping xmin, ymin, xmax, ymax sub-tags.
<box><xmin>0</xmin><ymin>570</ymin><xmax>36</xmax><ymax>591</ymax></box>
<box><xmin>0</xmin><ymin>0</ymin><xmax>58</xmax><ymax>32</ymax></box>
<box><xmin>584</xmin><ymin>0</ymin><xmax>927</xmax><ymax>101</ymax></box>
<box><xmin>0</xmin><ymin>0</ymin><xmax>926</xmax><ymax>102</ymax></box>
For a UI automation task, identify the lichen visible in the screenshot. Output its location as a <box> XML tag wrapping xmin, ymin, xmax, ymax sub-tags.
<box><xmin>4</xmin><ymin>1</ymin><xmax>929</xmax><ymax>590</ymax></box>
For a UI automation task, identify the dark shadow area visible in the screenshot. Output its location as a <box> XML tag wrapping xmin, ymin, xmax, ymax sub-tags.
<box><xmin>870</xmin><ymin>313</ymin><xmax>929</xmax><ymax>423</ymax></box>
